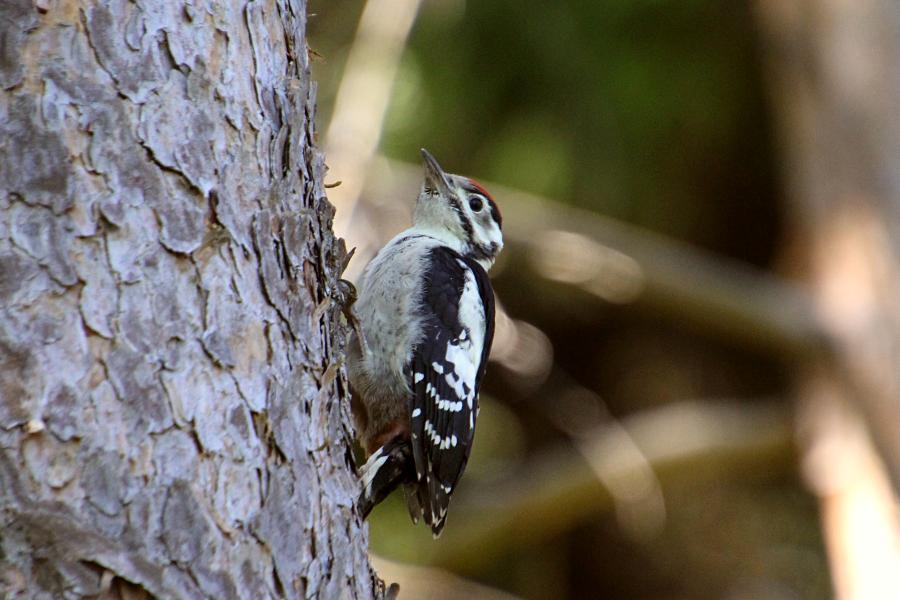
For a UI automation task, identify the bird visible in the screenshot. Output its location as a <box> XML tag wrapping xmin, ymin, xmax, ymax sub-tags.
<box><xmin>347</xmin><ymin>149</ymin><xmax>503</xmax><ymax>536</ymax></box>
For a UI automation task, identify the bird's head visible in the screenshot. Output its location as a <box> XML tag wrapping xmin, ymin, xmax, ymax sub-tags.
<box><xmin>413</xmin><ymin>149</ymin><xmax>503</xmax><ymax>270</ymax></box>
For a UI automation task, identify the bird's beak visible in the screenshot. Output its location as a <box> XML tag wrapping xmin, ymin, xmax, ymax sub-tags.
<box><xmin>421</xmin><ymin>148</ymin><xmax>453</xmax><ymax>197</ymax></box>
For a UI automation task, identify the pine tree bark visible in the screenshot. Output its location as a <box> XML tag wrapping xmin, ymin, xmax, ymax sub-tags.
<box><xmin>0</xmin><ymin>1</ymin><xmax>376</xmax><ymax>597</ymax></box>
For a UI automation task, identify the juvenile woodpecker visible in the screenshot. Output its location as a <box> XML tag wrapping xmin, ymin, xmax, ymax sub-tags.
<box><xmin>348</xmin><ymin>149</ymin><xmax>503</xmax><ymax>536</ymax></box>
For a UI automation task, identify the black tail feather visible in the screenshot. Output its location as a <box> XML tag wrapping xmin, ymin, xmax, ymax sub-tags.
<box><xmin>358</xmin><ymin>437</ymin><xmax>416</xmax><ymax>519</ymax></box>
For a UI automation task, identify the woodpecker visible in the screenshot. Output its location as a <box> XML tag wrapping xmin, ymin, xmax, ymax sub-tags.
<box><xmin>348</xmin><ymin>149</ymin><xmax>503</xmax><ymax>536</ymax></box>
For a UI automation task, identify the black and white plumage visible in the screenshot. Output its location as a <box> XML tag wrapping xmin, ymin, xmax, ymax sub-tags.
<box><xmin>349</xmin><ymin>149</ymin><xmax>502</xmax><ymax>536</ymax></box>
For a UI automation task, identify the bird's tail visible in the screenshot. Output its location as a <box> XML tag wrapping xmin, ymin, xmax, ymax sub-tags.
<box><xmin>358</xmin><ymin>436</ymin><xmax>415</xmax><ymax>519</ymax></box>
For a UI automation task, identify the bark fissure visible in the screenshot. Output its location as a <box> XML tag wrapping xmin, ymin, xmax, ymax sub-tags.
<box><xmin>1</xmin><ymin>1</ymin><xmax>378</xmax><ymax>597</ymax></box>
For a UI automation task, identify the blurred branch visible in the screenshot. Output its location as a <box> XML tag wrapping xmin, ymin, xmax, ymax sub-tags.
<box><xmin>362</xmin><ymin>156</ymin><xmax>828</xmax><ymax>361</ymax></box>
<box><xmin>420</xmin><ymin>400</ymin><xmax>792</xmax><ymax>573</ymax></box>
<box><xmin>796</xmin><ymin>370</ymin><xmax>900</xmax><ymax>600</ymax></box>
<box><xmin>754</xmin><ymin>0</ymin><xmax>900</xmax><ymax>492</ymax></box>
<box><xmin>538</xmin><ymin>369</ymin><xmax>667</xmax><ymax>541</ymax></box>
<box><xmin>754</xmin><ymin>0</ymin><xmax>900</xmax><ymax>596</ymax></box>
<box><xmin>324</xmin><ymin>0</ymin><xmax>422</xmax><ymax>265</ymax></box>
<box><xmin>370</xmin><ymin>555</ymin><xmax>523</xmax><ymax>600</ymax></box>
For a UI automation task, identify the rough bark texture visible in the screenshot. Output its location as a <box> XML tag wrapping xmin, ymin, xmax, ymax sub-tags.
<box><xmin>0</xmin><ymin>1</ymin><xmax>376</xmax><ymax>598</ymax></box>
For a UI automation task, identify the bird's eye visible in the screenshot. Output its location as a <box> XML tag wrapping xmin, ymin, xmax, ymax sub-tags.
<box><xmin>468</xmin><ymin>196</ymin><xmax>484</xmax><ymax>212</ymax></box>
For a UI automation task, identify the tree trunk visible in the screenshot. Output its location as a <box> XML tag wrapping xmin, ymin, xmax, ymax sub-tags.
<box><xmin>755</xmin><ymin>0</ymin><xmax>900</xmax><ymax>485</ymax></box>
<box><xmin>755</xmin><ymin>0</ymin><xmax>900</xmax><ymax>596</ymax></box>
<box><xmin>0</xmin><ymin>1</ymin><xmax>376</xmax><ymax>598</ymax></box>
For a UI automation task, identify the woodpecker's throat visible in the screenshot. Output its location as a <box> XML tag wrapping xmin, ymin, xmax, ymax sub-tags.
<box><xmin>414</xmin><ymin>149</ymin><xmax>503</xmax><ymax>271</ymax></box>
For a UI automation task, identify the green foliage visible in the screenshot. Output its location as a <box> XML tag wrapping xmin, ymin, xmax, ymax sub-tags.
<box><xmin>308</xmin><ymin>2</ymin><xmax>822</xmax><ymax>598</ymax></box>
<box><xmin>381</xmin><ymin>0</ymin><xmax>779</xmax><ymax>264</ymax></box>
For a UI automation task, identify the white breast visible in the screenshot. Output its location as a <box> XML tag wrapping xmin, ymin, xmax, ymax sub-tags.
<box><xmin>352</xmin><ymin>232</ymin><xmax>438</xmax><ymax>400</ymax></box>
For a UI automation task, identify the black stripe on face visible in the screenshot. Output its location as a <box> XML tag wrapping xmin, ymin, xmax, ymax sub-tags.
<box><xmin>447</xmin><ymin>195</ymin><xmax>474</xmax><ymax>244</ymax></box>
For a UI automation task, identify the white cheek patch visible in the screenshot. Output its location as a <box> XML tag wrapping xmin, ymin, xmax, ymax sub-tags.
<box><xmin>475</xmin><ymin>219</ymin><xmax>503</xmax><ymax>250</ymax></box>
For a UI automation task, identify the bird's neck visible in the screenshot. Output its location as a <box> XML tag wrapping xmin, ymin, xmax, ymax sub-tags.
<box><xmin>406</xmin><ymin>224</ymin><xmax>465</xmax><ymax>253</ymax></box>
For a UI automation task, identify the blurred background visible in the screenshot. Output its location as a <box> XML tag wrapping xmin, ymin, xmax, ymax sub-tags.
<box><xmin>309</xmin><ymin>1</ymin><xmax>900</xmax><ymax>598</ymax></box>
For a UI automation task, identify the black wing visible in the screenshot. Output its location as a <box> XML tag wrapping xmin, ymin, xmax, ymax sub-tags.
<box><xmin>409</xmin><ymin>247</ymin><xmax>495</xmax><ymax>536</ymax></box>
